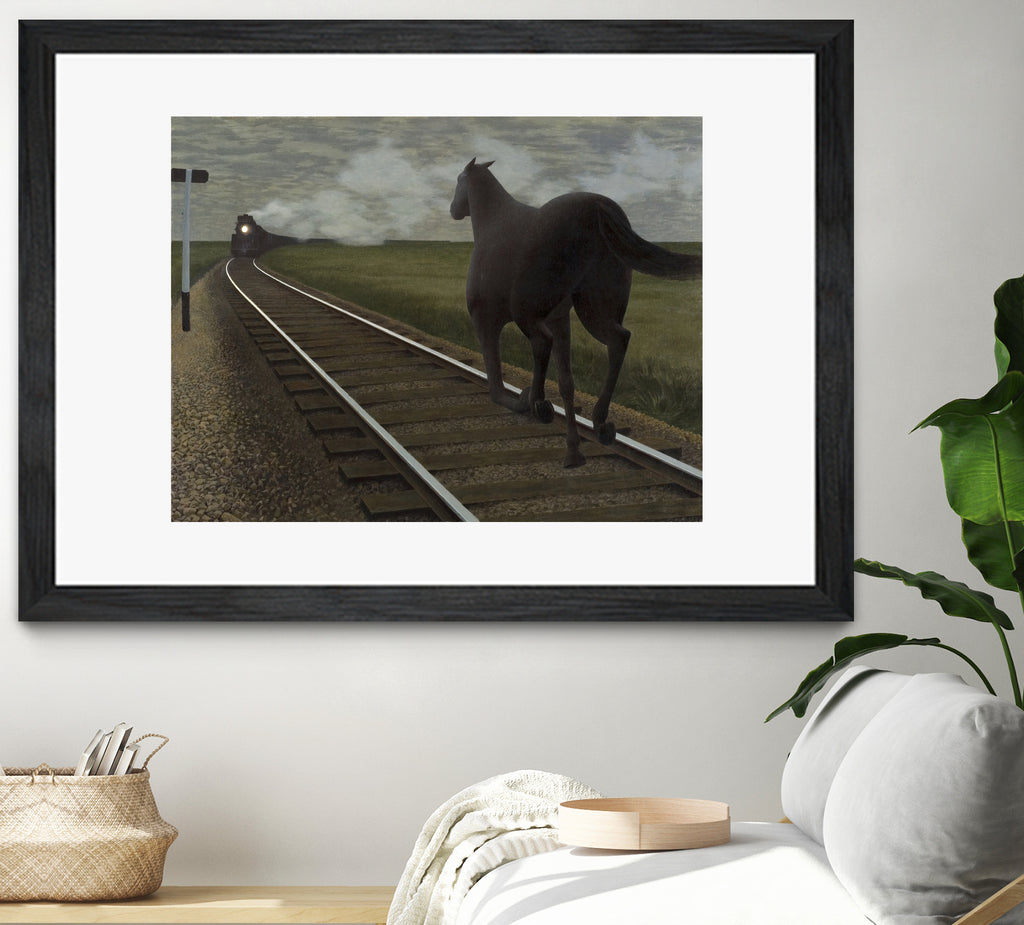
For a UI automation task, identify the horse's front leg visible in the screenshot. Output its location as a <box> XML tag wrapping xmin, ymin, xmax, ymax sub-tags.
<box><xmin>521</xmin><ymin>317</ymin><xmax>556</xmax><ymax>425</ymax></box>
<box><xmin>470</xmin><ymin>308</ymin><xmax>528</xmax><ymax>413</ymax></box>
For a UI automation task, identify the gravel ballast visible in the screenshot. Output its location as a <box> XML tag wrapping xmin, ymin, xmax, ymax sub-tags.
<box><xmin>171</xmin><ymin>265</ymin><xmax>365</xmax><ymax>522</ymax></box>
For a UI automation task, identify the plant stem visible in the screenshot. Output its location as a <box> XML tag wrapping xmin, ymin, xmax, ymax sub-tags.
<box><xmin>926</xmin><ymin>642</ymin><xmax>999</xmax><ymax>696</ymax></box>
<box><xmin>984</xmin><ymin>415</ymin><xmax>1024</xmax><ymax>707</ymax></box>
<box><xmin>995</xmin><ymin>621</ymin><xmax>1023</xmax><ymax>708</ymax></box>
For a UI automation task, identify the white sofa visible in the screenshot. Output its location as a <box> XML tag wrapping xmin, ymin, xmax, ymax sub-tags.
<box><xmin>455</xmin><ymin>667</ymin><xmax>1024</xmax><ymax>925</ymax></box>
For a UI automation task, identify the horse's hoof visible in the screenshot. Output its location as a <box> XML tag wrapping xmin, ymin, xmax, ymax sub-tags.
<box><xmin>534</xmin><ymin>399</ymin><xmax>554</xmax><ymax>423</ymax></box>
<box><xmin>563</xmin><ymin>449</ymin><xmax>587</xmax><ymax>468</ymax></box>
<box><xmin>513</xmin><ymin>391</ymin><xmax>532</xmax><ymax>414</ymax></box>
<box><xmin>598</xmin><ymin>422</ymin><xmax>617</xmax><ymax>445</ymax></box>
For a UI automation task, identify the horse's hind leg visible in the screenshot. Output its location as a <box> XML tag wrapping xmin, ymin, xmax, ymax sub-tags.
<box><xmin>574</xmin><ymin>269</ymin><xmax>632</xmax><ymax>445</ymax></box>
<box><xmin>548</xmin><ymin>312</ymin><xmax>585</xmax><ymax>467</ymax></box>
<box><xmin>592</xmin><ymin>321</ymin><xmax>631</xmax><ymax>444</ymax></box>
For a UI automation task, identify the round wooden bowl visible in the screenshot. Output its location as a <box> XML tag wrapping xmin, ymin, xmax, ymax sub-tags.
<box><xmin>558</xmin><ymin>798</ymin><xmax>731</xmax><ymax>851</ymax></box>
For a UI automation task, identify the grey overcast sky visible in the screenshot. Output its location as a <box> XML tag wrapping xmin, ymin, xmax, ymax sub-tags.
<box><xmin>171</xmin><ymin>116</ymin><xmax>702</xmax><ymax>244</ymax></box>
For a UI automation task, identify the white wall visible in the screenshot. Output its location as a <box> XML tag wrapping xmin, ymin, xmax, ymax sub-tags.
<box><xmin>3</xmin><ymin>0</ymin><xmax>1024</xmax><ymax>886</ymax></box>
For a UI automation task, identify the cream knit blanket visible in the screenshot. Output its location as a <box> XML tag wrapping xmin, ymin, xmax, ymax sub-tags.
<box><xmin>387</xmin><ymin>769</ymin><xmax>601</xmax><ymax>925</ymax></box>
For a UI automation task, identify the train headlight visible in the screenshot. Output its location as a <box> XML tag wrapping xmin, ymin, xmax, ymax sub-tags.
<box><xmin>240</xmin><ymin>224</ymin><xmax>251</xmax><ymax>234</ymax></box>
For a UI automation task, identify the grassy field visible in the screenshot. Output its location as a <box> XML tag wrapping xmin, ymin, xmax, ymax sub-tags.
<box><xmin>171</xmin><ymin>241</ymin><xmax>231</xmax><ymax>305</ymax></box>
<box><xmin>261</xmin><ymin>240</ymin><xmax>703</xmax><ymax>434</ymax></box>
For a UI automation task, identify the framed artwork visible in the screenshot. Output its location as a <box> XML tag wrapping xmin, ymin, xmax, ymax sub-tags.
<box><xmin>19</xmin><ymin>19</ymin><xmax>853</xmax><ymax>621</ymax></box>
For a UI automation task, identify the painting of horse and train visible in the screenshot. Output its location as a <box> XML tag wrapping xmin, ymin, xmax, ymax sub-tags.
<box><xmin>171</xmin><ymin>117</ymin><xmax>702</xmax><ymax>523</ymax></box>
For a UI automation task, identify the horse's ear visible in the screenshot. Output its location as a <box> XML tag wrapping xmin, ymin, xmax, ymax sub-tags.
<box><xmin>480</xmin><ymin>160</ymin><xmax>495</xmax><ymax>169</ymax></box>
<box><xmin>465</xmin><ymin>157</ymin><xmax>477</xmax><ymax>170</ymax></box>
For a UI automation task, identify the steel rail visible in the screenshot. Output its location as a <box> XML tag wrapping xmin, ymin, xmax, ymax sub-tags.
<box><xmin>251</xmin><ymin>259</ymin><xmax>703</xmax><ymax>485</ymax></box>
<box><xmin>224</xmin><ymin>258</ymin><xmax>479</xmax><ymax>523</ymax></box>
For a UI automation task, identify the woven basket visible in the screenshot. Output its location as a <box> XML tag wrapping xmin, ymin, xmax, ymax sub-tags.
<box><xmin>0</xmin><ymin>737</ymin><xmax>178</xmax><ymax>901</ymax></box>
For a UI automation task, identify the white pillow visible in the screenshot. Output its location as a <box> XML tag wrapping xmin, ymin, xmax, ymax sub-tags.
<box><xmin>780</xmin><ymin>665</ymin><xmax>912</xmax><ymax>844</ymax></box>
<box><xmin>822</xmin><ymin>672</ymin><xmax>1024</xmax><ymax>925</ymax></box>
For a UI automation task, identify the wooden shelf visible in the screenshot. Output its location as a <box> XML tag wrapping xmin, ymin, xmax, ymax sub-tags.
<box><xmin>0</xmin><ymin>886</ymin><xmax>396</xmax><ymax>924</ymax></box>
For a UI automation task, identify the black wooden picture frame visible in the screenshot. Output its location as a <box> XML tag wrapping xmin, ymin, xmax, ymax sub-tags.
<box><xmin>19</xmin><ymin>19</ymin><xmax>853</xmax><ymax>621</ymax></box>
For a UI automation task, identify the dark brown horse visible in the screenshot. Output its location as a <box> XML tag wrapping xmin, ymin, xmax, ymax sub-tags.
<box><xmin>450</xmin><ymin>158</ymin><xmax>700</xmax><ymax>467</ymax></box>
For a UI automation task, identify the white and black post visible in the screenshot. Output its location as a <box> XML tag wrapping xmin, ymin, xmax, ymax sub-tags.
<box><xmin>171</xmin><ymin>167</ymin><xmax>209</xmax><ymax>331</ymax></box>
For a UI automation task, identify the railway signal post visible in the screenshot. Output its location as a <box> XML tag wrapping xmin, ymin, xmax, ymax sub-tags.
<box><xmin>171</xmin><ymin>167</ymin><xmax>209</xmax><ymax>331</ymax></box>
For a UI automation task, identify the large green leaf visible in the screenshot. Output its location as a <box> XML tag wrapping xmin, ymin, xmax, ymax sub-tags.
<box><xmin>854</xmin><ymin>558</ymin><xmax>1013</xmax><ymax>629</ymax></box>
<box><xmin>914</xmin><ymin>372</ymin><xmax>1024</xmax><ymax>525</ymax></box>
<box><xmin>994</xmin><ymin>274</ymin><xmax>1024</xmax><ymax>378</ymax></box>
<box><xmin>917</xmin><ymin>370</ymin><xmax>1024</xmax><ymax>428</ymax></box>
<box><xmin>962</xmin><ymin>518</ymin><xmax>1024</xmax><ymax>593</ymax></box>
<box><xmin>764</xmin><ymin>633</ymin><xmax>940</xmax><ymax>721</ymax></box>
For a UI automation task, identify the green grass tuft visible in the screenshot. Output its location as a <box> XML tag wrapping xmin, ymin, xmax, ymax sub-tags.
<box><xmin>171</xmin><ymin>241</ymin><xmax>231</xmax><ymax>305</ymax></box>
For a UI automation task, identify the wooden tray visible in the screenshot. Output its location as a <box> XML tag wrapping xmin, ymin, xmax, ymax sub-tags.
<box><xmin>558</xmin><ymin>798</ymin><xmax>730</xmax><ymax>851</ymax></box>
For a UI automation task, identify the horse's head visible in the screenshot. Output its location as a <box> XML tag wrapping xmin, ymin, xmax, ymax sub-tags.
<box><xmin>450</xmin><ymin>157</ymin><xmax>495</xmax><ymax>220</ymax></box>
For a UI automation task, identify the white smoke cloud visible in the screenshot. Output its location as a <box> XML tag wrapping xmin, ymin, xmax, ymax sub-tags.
<box><xmin>575</xmin><ymin>130</ymin><xmax>702</xmax><ymax>209</ymax></box>
<box><xmin>253</xmin><ymin>139</ymin><xmax>456</xmax><ymax>244</ymax></box>
<box><xmin>464</xmin><ymin>137</ymin><xmax>545</xmax><ymax>191</ymax></box>
<box><xmin>247</xmin><ymin>126</ymin><xmax>701</xmax><ymax>244</ymax></box>
<box><xmin>464</xmin><ymin>130</ymin><xmax>701</xmax><ymax>239</ymax></box>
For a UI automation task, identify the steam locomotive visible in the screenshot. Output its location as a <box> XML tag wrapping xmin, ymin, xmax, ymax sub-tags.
<box><xmin>229</xmin><ymin>214</ymin><xmax>298</xmax><ymax>258</ymax></box>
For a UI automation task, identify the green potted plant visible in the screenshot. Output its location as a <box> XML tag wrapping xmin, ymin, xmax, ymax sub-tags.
<box><xmin>767</xmin><ymin>274</ymin><xmax>1024</xmax><ymax>721</ymax></box>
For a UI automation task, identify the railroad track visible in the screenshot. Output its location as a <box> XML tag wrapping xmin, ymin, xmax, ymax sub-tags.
<box><xmin>222</xmin><ymin>257</ymin><xmax>702</xmax><ymax>523</ymax></box>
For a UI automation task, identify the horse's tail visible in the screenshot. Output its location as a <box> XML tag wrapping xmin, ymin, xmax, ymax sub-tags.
<box><xmin>596</xmin><ymin>200</ymin><xmax>702</xmax><ymax>280</ymax></box>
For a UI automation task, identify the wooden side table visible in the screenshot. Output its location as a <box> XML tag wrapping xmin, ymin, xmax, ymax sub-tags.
<box><xmin>0</xmin><ymin>886</ymin><xmax>396</xmax><ymax>924</ymax></box>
